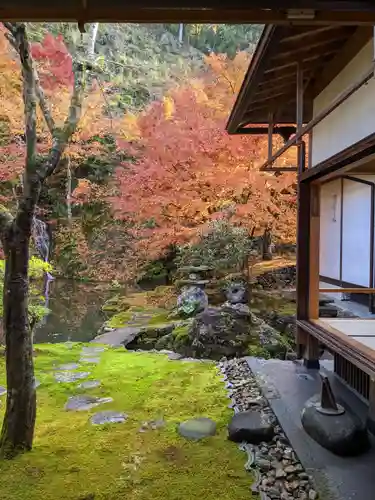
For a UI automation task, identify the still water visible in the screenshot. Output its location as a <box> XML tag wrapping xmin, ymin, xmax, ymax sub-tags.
<box><xmin>34</xmin><ymin>279</ymin><xmax>126</xmax><ymax>343</ymax></box>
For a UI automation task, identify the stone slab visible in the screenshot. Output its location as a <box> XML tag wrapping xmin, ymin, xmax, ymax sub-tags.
<box><xmin>91</xmin><ymin>327</ymin><xmax>141</xmax><ymax>347</ymax></box>
<box><xmin>90</xmin><ymin>410</ymin><xmax>128</xmax><ymax>425</ymax></box>
<box><xmin>65</xmin><ymin>395</ymin><xmax>113</xmax><ymax>411</ymax></box>
<box><xmin>54</xmin><ymin>371</ymin><xmax>90</xmax><ymax>383</ymax></box>
<box><xmin>78</xmin><ymin>380</ymin><xmax>101</xmax><ymax>389</ymax></box>
<box><xmin>178</xmin><ymin>417</ymin><xmax>216</xmax><ymax>440</ymax></box>
<box><xmin>0</xmin><ymin>386</ymin><xmax>6</xmax><ymax>396</ymax></box>
<box><xmin>56</xmin><ymin>363</ymin><xmax>80</xmax><ymax>370</ymax></box>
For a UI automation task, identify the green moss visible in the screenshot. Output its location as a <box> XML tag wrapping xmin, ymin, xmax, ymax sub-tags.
<box><xmin>108</xmin><ymin>306</ymin><xmax>171</xmax><ymax>329</ymax></box>
<box><xmin>0</xmin><ymin>344</ymin><xmax>252</xmax><ymax>500</ymax></box>
<box><xmin>108</xmin><ymin>310</ymin><xmax>134</xmax><ymax>328</ymax></box>
<box><xmin>173</xmin><ymin>325</ymin><xmax>190</xmax><ymax>343</ymax></box>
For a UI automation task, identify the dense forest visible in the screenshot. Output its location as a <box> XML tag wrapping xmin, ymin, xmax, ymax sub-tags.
<box><xmin>0</xmin><ymin>22</ymin><xmax>296</xmax><ymax>283</ymax></box>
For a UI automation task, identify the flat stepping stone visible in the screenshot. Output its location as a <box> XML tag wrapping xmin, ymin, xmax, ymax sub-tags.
<box><xmin>65</xmin><ymin>395</ymin><xmax>113</xmax><ymax>411</ymax></box>
<box><xmin>178</xmin><ymin>417</ymin><xmax>216</xmax><ymax>440</ymax></box>
<box><xmin>91</xmin><ymin>410</ymin><xmax>127</xmax><ymax>425</ymax></box>
<box><xmin>56</xmin><ymin>363</ymin><xmax>80</xmax><ymax>370</ymax></box>
<box><xmin>34</xmin><ymin>379</ymin><xmax>41</xmax><ymax>389</ymax></box>
<box><xmin>228</xmin><ymin>410</ymin><xmax>275</xmax><ymax>444</ymax></box>
<box><xmin>81</xmin><ymin>346</ymin><xmax>105</xmax><ymax>355</ymax></box>
<box><xmin>80</xmin><ymin>357</ymin><xmax>100</xmax><ymax>364</ymax></box>
<box><xmin>0</xmin><ymin>386</ymin><xmax>6</xmax><ymax>396</ymax></box>
<box><xmin>54</xmin><ymin>371</ymin><xmax>90</xmax><ymax>383</ymax></box>
<box><xmin>168</xmin><ymin>352</ymin><xmax>184</xmax><ymax>360</ymax></box>
<box><xmin>78</xmin><ymin>380</ymin><xmax>101</xmax><ymax>389</ymax></box>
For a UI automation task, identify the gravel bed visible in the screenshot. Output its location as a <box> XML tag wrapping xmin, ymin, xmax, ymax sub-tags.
<box><xmin>218</xmin><ymin>358</ymin><xmax>318</xmax><ymax>500</ymax></box>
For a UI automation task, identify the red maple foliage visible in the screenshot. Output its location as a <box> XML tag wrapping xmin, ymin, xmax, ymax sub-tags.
<box><xmin>111</xmin><ymin>53</ymin><xmax>297</xmax><ymax>262</ymax></box>
<box><xmin>30</xmin><ymin>33</ymin><xmax>73</xmax><ymax>89</ymax></box>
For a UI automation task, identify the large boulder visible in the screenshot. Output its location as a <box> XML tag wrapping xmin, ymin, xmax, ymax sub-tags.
<box><xmin>185</xmin><ymin>306</ymin><xmax>252</xmax><ymax>359</ymax></box>
<box><xmin>301</xmin><ymin>396</ymin><xmax>370</xmax><ymax>456</ymax></box>
<box><xmin>177</xmin><ymin>286</ymin><xmax>208</xmax><ymax>317</ymax></box>
<box><xmin>228</xmin><ymin>410</ymin><xmax>275</xmax><ymax>444</ymax></box>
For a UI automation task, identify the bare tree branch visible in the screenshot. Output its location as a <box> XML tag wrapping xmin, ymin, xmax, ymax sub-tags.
<box><xmin>33</xmin><ymin>67</ymin><xmax>55</xmax><ymax>134</ymax></box>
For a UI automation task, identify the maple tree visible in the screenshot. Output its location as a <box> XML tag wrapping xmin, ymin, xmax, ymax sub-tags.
<box><xmin>0</xmin><ymin>23</ymin><xmax>89</xmax><ymax>458</ymax></box>
<box><xmin>111</xmin><ymin>52</ymin><xmax>297</xmax><ymax>266</ymax></box>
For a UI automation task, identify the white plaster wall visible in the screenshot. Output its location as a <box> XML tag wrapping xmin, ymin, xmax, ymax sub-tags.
<box><xmin>312</xmin><ymin>40</ymin><xmax>375</xmax><ymax>166</ymax></box>
<box><xmin>319</xmin><ymin>179</ymin><xmax>342</xmax><ymax>280</ymax></box>
<box><xmin>341</xmin><ymin>179</ymin><xmax>371</xmax><ymax>286</ymax></box>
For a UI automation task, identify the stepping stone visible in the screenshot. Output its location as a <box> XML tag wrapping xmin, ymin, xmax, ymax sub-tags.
<box><xmin>228</xmin><ymin>410</ymin><xmax>275</xmax><ymax>444</ymax></box>
<box><xmin>34</xmin><ymin>379</ymin><xmax>41</xmax><ymax>389</ymax></box>
<box><xmin>0</xmin><ymin>386</ymin><xmax>6</xmax><ymax>396</ymax></box>
<box><xmin>54</xmin><ymin>371</ymin><xmax>90</xmax><ymax>383</ymax></box>
<box><xmin>81</xmin><ymin>346</ymin><xmax>105</xmax><ymax>355</ymax></box>
<box><xmin>90</xmin><ymin>410</ymin><xmax>127</xmax><ymax>425</ymax></box>
<box><xmin>79</xmin><ymin>357</ymin><xmax>100</xmax><ymax>364</ymax></box>
<box><xmin>178</xmin><ymin>417</ymin><xmax>217</xmax><ymax>440</ymax></box>
<box><xmin>168</xmin><ymin>352</ymin><xmax>184</xmax><ymax>360</ymax></box>
<box><xmin>56</xmin><ymin>363</ymin><xmax>80</xmax><ymax>371</ymax></box>
<box><xmin>301</xmin><ymin>395</ymin><xmax>370</xmax><ymax>456</ymax></box>
<box><xmin>78</xmin><ymin>380</ymin><xmax>101</xmax><ymax>389</ymax></box>
<box><xmin>65</xmin><ymin>395</ymin><xmax>113</xmax><ymax>411</ymax></box>
<box><xmin>64</xmin><ymin>341</ymin><xmax>74</xmax><ymax>349</ymax></box>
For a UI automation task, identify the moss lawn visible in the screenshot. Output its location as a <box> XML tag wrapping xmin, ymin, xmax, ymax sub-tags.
<box><xmin>0</xmin><ymin>344</ymin><xmax>252</xmax><ymax>500</ymax></box>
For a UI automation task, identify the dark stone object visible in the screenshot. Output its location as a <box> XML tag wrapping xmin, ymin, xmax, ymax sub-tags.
<box><xmin>319</xmin><ymin>298</ymin><xmax>334</xmax><ymax>306</ymax></box>
<box><xmin>91</xmin><ymin>410</ymin><xmax>128</xmax><ymax>425</ymax></box>
<box><xmin>301</xmin><ymin>397</ymin><xmax>370</xmax><ymax>456</ymax></box>
<box><xmin>319</xmin><ymin>305</ymin><xmax>339</xmax><ymax>318</ymax></box>
<box><xmin>224</xmin><ymin>282</ymin><xmax>248</xmax><ymax>305</ymax></box>
<box><xmin>228</xmin><ymin>410</ymin><xmax>275</xmax><ymax>444</ymax></box>
<box><xmin>178</xmin><ymin>417</ymin><xmax>217</xmax><ymax>440</ymax></box>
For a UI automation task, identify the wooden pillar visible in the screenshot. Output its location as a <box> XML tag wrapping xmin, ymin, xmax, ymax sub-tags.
<box><xmin>367</xmin><ymin>377</ymin><xmax>375</xmax><ymax>434</ymax></box>
<box><xmin>296</xmin><ymin>180</ymin><xmax>321</xmax><ymax>368</ymax></box>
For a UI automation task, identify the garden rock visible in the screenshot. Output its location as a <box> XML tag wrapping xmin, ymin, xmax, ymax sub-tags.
<box><xmin>301</xmin><ymin>396</ymin><xmax>370</xmax><ymax>456</ymax></box>
<box><xmin>80</xmin><ymin>356</ymin><xmax>101</xmax><ymax>364</ymax></box>
<box><xmin>55</xmin><ymin>371</ymin><xmax>90</xmax><ymax>383</ymax></box>
<box><xmin>78</xmin><ymin>380</ymin><xmax>101</xmax><ymax>389</ymax></box>
<box><xmin>184</xmin><ymin>306</ymin><xmax>253</xmax><ymax>359</ymax></box>
<box><xmin>224</xmin><ymin>282</ymin><xmax>248</xmax><ymax>304</ymax></box>
<box><xmin>177</xmin><ymin>286</ymin><xmax>208</xmax><ymax>317</ymax></box>
<box><xmin>0</xmin><ymin>386</ymin><xmax>6</xmax><ymax>396</ymax></box>
<box><xmin>228</xmin><ymin>410</ymin><xmax>275</xmax><ymax>444</ymax></box>
<box><xmin>178</xmin><ymin>417</ymin><xmax>217</xmax><ymax>440</ymax></box>
<box><xmin>90</xmin><ymin>410</ymin><xmax>128</xmax><ymax>425</ymax></box>
<box><xmin>56</xmin><ymin>363</ymin><xmax>80</xmax><ymax>370</ymax></box>
<box><xmin>81</xmin><ymin>346</ymin><xmax>105</xmax><ymax>355</ymax></box>
<box><xmin>65</xmin><ymin>395</ymin><xmax>113</xmax><ymax>411</ymax></box>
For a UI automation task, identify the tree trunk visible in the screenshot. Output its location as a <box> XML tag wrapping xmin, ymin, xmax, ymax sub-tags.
<box><xmin>262</xmin><ymin>228</ymin><xmax>273</xmax><ymax>261</ymax></box>
<box><xmin>0</xmin><ymin>226</ymin><xmax>36</xmax><ymax>458</ymax></box>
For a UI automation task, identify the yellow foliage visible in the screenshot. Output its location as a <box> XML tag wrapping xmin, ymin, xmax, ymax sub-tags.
<box><xmin>163</xmin><ymin>95</ymin><xmax>175</xmax><ymax>120</ymax></box>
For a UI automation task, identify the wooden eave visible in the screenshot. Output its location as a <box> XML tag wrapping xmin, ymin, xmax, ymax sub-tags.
<box><xmin>2</xmin><ymin>1</ymin><xmax>375</xmax><ymax>23</ymax></box>
<box><xmin>226</xmin><ymin>24</ymin><xmax>373</xmax><ymax>134</ymax></box>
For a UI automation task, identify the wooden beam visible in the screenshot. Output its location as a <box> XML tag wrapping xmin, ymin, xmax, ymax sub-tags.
<box><xmin>279</xmin><ymin>26</ymin><xmax>342</xmax><ymax>43</ymax></box>
<box><xmin>296</xmin><ymin>63</ymin><xmax>304</xmax><ymax>133</ymax></box>
<box><xmin>271</xmin><ymin>36</ymin><xmax>350</xmax><ymax>63</ymax></box>
<box><xmin>320</xmin><ymin>288</ymin><xmax>375</xmax><ymax>294</ymax></box>
<box><xmin>268</xmin><ymin>112</ymin><xmax>274</xmax><ymax>163</ymax></box>
<box><xmin>311</xmin><ymin>26</ymin><xmax>373</xmax><ymax>97</ymax></box>
<box><xmin>262</xmin><ymin>166</ymin><xmax>298</xmax><ymax>172</ymax></box>
<box><xmin>3</xmin><ymin>4</ymin><xmax>375</xmax><ymax>24</ymax></box>
<box><xmin>259</xmin><ymin>65</ymin><xmax>374</xmax><ymax>171</ymax></box>
<box><xmin>309</xmin><ymin>184</ymin><xmax>320</xmax><ymax>320</ymax></box>
<box><xmin>296</xmin><ymin>180</ymin><xmax>320</xmax><ymax>368</ymax></box>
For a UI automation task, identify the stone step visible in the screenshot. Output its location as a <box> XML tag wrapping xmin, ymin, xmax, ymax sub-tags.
<box><xmin>319</xmin><ymin>305</ymin><xmax>339</xmax><ymax>318</ymax></box>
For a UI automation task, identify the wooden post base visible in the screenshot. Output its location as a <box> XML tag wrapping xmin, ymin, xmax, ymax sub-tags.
<box><xmin>303</xmin><ymin>332</ymin><xmax>320</xmax><ymax>370</ymax></box>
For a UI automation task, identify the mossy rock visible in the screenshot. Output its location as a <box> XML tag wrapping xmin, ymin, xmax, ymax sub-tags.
<box><xmin>101</xmin><ymin>295</ymin><xmax>131</xmax><ymax>314</ymax></box>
